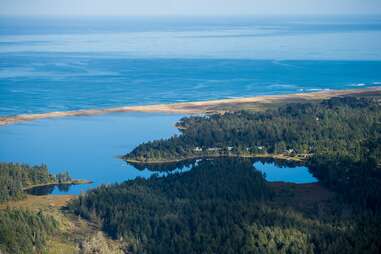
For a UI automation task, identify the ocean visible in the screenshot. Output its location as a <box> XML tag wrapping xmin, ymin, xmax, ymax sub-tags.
<box><xmin>1</xmin><ymin>16</ymin><xmax>381</xmax><ymax>116</ymax></box>
<box><xmin>0</xmin><ymin>16</ymin><xmax>378</xmax><ymax>193</ymax></box>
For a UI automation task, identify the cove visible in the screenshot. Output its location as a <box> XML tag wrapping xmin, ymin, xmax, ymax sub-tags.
<box><xmin>0</xmin><ymin>112</ymin><xmax>183</xmax><ymax>194</ymax></box>
<box><xmin>0</xmin><ymin>112</ymin><xmax>317</xmax><ymax>195</ymax></box>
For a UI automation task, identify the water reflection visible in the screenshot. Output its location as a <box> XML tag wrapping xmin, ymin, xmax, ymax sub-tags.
<box><xmin>127</xmin><ymin>158</ymin><xmax>197</xmax><ymax>172</ymax></box>
<box><xmin>25</xmin><ymin>183</ymin><xmax>95</xmax><ymax>195</ymax></box>
<box><xmin>253</xmin><ymin>159</ymin><xmax>318</xmax><ymax>183</ymax></box>
<box><xmin>24</xmin><ymin>157</ymin><xmax>316</xmax><ymax>195</ymax></box>
<box><xmin>26</xmin><ymin>184</ymin><xmax>70</xmax><ymax>195</ymax></box>
<box><xmin>126</xmin><ymin>157</ymin><xmax>317</xmax><ymax>183</ymax></box>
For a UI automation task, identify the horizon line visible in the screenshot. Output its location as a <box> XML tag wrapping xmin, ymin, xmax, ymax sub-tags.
<box><xmin>1</xmin><ymin>13</ymin><xmax>381</xmax><ymax>18</ymax></box>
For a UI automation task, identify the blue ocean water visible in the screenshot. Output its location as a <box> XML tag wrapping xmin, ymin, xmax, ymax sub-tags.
<box><xmin>1</xmin><ymin>16</ymin><xmax>381</xmax><ymax>116</ymax></box>
<box><xmin>0</xmin><ymin>16</ymin><xmax>379</xmax><ymax>193</ymax></box>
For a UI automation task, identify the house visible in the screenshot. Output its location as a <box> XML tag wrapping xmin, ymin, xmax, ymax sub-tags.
<box><xmin>286</xmin><ymin>148</ymin><xmax>295</xmax><ymax>155</ymax></box>
<box><xmin>193</xmin><ymin>147</ymin><xmax>203</xmax><ymax>152</ymax></box>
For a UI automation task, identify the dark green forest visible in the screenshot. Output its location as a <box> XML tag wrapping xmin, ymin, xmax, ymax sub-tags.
<box><xmin>2</xmin><ymin>95</ymin><xmax>380</xmax><ymax>253</ymax></box>
<box><xmin>124</xmin><ymin>96</ymin><xmax>381</xmax><ymax>211</ymax></box>
<box><xmin>124</xmin><ymin>96</ymin><xmax>381</xmax><ymax>164</ymax></box>
<box><xmin>71</xmin><ymin>159</ymin><xmax>381</xmax><ymax>254</ymax></box>
<box><xmin>0</xmin><ymin>163</ymin><xmax>69</xmax><ymax>253</ymax></box>
<box><xmin>0</xmin><ymin>209</ymin><xmax>57</xmax><ymax>254</ymax></box>
<box><xmin>0</xmin><ymin>162</ymin><xmax>71</xmax><ymax>202</ymax></box>
<box><xmin>71</xmin><ymin>95</ymin><xmax>381</xmax><ymax>253</ymax></box>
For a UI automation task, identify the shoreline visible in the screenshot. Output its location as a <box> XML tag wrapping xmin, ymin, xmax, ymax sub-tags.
<box><xmin>22</xmin><ymin>179</ymin><xmax>93</xmax><ymax>191</ymax></box>
<box><xmin>1</xmin><ymin>87</ymin><xmax>380</xmax><ymax>126</ymax></box>
<box><xmin>125</xmin><ymin>153</ymin><xmax>309</xmax><ymax>165</ymax></box>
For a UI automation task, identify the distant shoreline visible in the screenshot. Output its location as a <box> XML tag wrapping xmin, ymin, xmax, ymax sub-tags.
<box><xmin>1</xmin><ymin>87</ymin><xmax>380</xmax><ymax>126</ymax></box>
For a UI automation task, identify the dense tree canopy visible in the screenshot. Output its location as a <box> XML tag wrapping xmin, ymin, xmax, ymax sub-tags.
<box><xmin>72</xmin><ymin>95</ymin><xmax>381</xmax><ymax>253</ymax></box>
<box><xmin>71</xmin><ymin>159</ymin><xmax>381</xmax><ymax>254</ymax></box>
<box><xmin>0</xmin><ymin>162</ymin><xmax>71</xmax><ymax>202</ymax></box>
<box><xmin>0</xmin><ymin>209</ymin><xmax>57</xmax><ymax>254</ymax></box>
<box><xmin>0</xmin><ymin>163</ymin><xmax>71</xmax><ymax>253</ymax></box>
<box><xmin>125</xmin><ymin>96</ymin><xmax>381</xmax><ymax>164</ymax></box>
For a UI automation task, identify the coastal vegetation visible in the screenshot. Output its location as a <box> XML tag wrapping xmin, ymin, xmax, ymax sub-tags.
<box><xmin>0</xmin><ymin>163</ymin><xmax>59</xmax><ymax>202</ymax></box>
<box><xmin>0</xmin><ymin>163</ymin><xmax>64</xmax><ymax>253</ymax></box>
<box><xmin>124</xmin><ymin>96</ymin><xmax>381</xmax><ymax>164</ymax></box>
<box><xmin>0</xmin><ymin>162</ymin><xmax>92</xmax><ymax>202</ymax></box>
<box><xmin>2</xmin><ymin>94</ymin><xmax>381</xmax><ymax>253</ymax></box>
<box><xmin>70</xmin><ymin>95</ymin><xmax>381</xmax><ymax>253</ymax></box>
<box><xmin>0</xmin><ymin>209</ymin><xmax>58</xmax><ymax>254</ymax></box>
<box><xmin>71</xmin><ymin>158</ymin><xmax>381</xmax><ymax>254</ymax></box>
<box><xmin>0</xmin><ymin>162</ymin><xmax>101</xmax><ymax>254</ymax></box>
<box><xmin>0</xmin><ymin>163</ymin><xmax>72</xmax><ymax>202</ymax></box>
<box><xmin>122</xmin><ymin>94</ymin><xmax>381</xmax><ymax>212</ymax></box>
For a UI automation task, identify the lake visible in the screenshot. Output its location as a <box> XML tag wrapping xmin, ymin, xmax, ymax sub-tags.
<box><xmin>0</xmin><ymin>113</ymin><xmax>182</xmax><ymax>194</ymax></box>
<box><xmin>0</xmin><ymin>113</ymin><xmax>317</xmax><ymax>194</ymax></box>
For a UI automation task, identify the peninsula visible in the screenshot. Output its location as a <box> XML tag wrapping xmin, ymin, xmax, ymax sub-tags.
<box><xmin>123</xmin><ymin>93</ymin><xmax>381</xmax><ymax>166</ymax></box>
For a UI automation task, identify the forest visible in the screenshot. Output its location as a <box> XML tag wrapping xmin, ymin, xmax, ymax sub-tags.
<box><xmin>71</xmin><ymin>158</ymin><xmax>381</xmax><ymax>254</ymax></box>
<box><xmin>0</xmin><ymin>209</ymin><xmax>57</xmax><ymax>254</ymax></box>
<box><xmin>2</xmin><ymin>95</ymin><xmax>380</xmax><ymax>253</ymax></box>
<box><xmin>124</xmin><ymin>96</ymin><xmax>381</xmax><ymax>164</ymax></box>
<box><xmin>0</xmin><ymin>163</ymin><xmax>69</xmax><ymax>254</ymax></box>
<box><xmin>70</xmin><ymin>95</ymin><xmax>381</xmax><ymax>253</ymax></box>
<box><xmin>0</xmin><ymin>162</ymin><xmax>72</xmax><ymax>202</ymax></box>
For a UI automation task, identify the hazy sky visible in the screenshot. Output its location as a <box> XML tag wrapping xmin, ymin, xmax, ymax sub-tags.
<box><xmin>1</xmin><ymin>0</ymin><xmax>381</xmax><ymax>16</ymax></box>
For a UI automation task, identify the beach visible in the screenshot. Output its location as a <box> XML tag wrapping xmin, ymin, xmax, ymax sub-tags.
<box><xmin>1</xmin><ymin>86</ymin><xmax>380</xmax><ymax>126</ymax></box>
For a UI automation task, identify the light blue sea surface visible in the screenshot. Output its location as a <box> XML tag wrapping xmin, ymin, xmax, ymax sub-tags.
<box><xmin>1</xmin><ymin>16</ymin><xmax>381</xmax><ymax>116</ymax></box>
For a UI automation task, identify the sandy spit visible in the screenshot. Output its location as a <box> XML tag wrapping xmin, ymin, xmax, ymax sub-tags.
<box><xmin>1</xmin><ymin>87</ymin><xmax>380</xmax><ymax>126</ymax></box>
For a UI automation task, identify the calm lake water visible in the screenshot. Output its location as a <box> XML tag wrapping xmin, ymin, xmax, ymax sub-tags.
<box><xmin>0</xmin><ymin>113</ymin><xmax>182</xmax><ymax>194</ymax></box>
<box><xmin>254</xmin><ymin>161</ymin><xmax>317</xmax><ymax>184</ymax></box>
<box><xmin>0</xmin><ymin>113</ymin><xmax>316</xmax><ymax>194</ymax></box>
